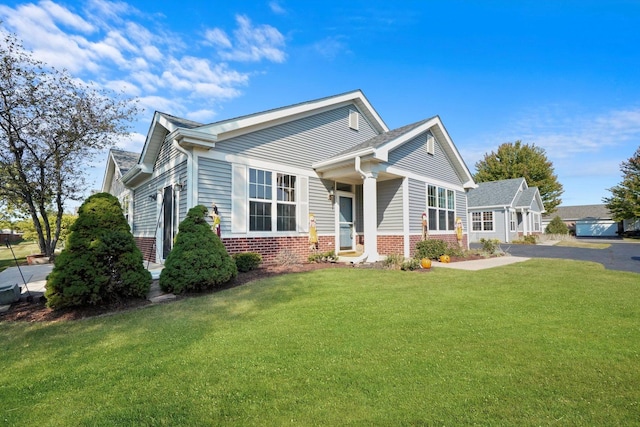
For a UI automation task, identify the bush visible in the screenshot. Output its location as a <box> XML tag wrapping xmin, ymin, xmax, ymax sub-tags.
<box><xmin>159</xmin><ymin>205</ymin><xmax>237</xmax><ymax>293</ymax></box>
<box><xmin>308</xmin><ymin>250</ymin><xmax>338</xmax><ymax>263</ymax></box>
<box><xmin>383</xmin><ymin>253</ymin><xmax>405</xmax><ymax>269</ymax></box>
<box><xmin>401</xmin><ymin>258</ymin><xmax>421</xmax><ymax>271</ymax></box>
<box><xmin>45</xmin><ymin>193</ymin><xmax>151</xmax><ymax>309</ymax></box>
<box><xmin>233</xmin><ymin>252</ymin><xmax>263</xmax><ymax>272</ymax></box>
<box><xmin>546</xmin><ymin>216</ymin><xmax>569</xmax><ymax>235</ymax></box>
<box><xmin>479</xmin><ymin>238</ymin><xmax>501</xmax><ymax>254</ymax></box>
<box><xmin>414</xmin><ymin>239</ymin><xmax>462</xmax><ymax>259</ymax></box>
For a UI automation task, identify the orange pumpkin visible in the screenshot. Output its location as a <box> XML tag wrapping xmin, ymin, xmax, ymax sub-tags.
<box><xmin>420</xmin><ymin>258</ymin><xmax>432</xmax><ymax>269</ymax></box>
<box><xmin>439</xmin><ymin>255</ymin><xmax>451</xmax><ymax>263</ymax></box>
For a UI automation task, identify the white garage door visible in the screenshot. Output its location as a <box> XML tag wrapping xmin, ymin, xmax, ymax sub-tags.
<box><xmin>576</xmin><ymin>220</ymin><xmax>618</xmax><ymax>237</ymax></box>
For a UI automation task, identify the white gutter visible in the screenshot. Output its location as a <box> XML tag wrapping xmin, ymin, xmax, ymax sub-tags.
<box><xmin>172</xmin><ymin>139</ymin><xmax>195</xmax><ymax>209</ymax></box>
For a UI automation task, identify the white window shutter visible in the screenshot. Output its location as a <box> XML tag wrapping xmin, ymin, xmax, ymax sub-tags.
<box><xmin>297</xmin><ymin>176</ymin><xmax>309</xmax><ymax>232</ymax></box>
<box><xmin>232</xmin><ymin>164</ymin><xmax>247</xmax><ymax>233</ymax></box>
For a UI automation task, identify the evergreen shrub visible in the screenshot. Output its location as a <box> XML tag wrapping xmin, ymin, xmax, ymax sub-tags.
<box><xmin>45</xmin><ymin>193</ymin><xmax>151</xmax><ymax>309</ymax></box>
<box><xmin>545</xmin><ymin>216</ymin><xmax>569</xmax><ymax>235</ymax></box>
<box><xmin>159</xmin><ymin>205</ymin><xmax>237</xmax><ymax>293</ymax></box>
<box><xmin>233</xmin><ymin>252</ymin><xmax>263</xmax><ymax>272</ymax></box>
<box><xmin>414</xmin><ymin>239</ymin><xmax>449</xmax><ymax>259</ymax></box>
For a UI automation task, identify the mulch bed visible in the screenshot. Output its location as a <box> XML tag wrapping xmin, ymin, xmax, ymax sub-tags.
<box><xmin>1</xmin><ymin>256</ymin><xmax>484</xmax><ymax>324</ymax></box>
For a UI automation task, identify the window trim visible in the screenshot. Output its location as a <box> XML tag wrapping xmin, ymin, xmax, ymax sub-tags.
<box><xmin>248</xmin><ymin>167</ymin><xmax>299</xmax><ymax>233</ymax></box>
<box><xmin>471</xmin><ymin>211</ymin><xmax>494</xmax><ymax>232</ymax></box>
<box><xmin>427</xmin><ymin>184</ymin><xmax>456</xmax><ymax>232</ymax></box>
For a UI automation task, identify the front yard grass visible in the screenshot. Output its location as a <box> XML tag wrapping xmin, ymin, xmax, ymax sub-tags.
<box><xmin>555</xmin><ymin>240</ymin><xmax>611</xmax><ymax>249</ymax></box>
<box><xmin>1</xmin><ymin>259</ymin><xmax>639</xmax><ymax>425</ymax></box>
<box><xmin>0</xmin><ymin>241</ymin><xmax>41</xmax><ymax>272</ymax></box>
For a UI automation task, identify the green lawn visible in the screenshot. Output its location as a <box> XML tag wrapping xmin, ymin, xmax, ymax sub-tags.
<box><xmin>2</xmin><ymin>259</ymin><xmax>639</xmax><ymax>425</ymax></box>
<box><xmin>0</xmin><ymin>241</ymin><xmax>40</xmax><ymax>272</ymax></box>
<box><xmin>555</xmin><ymin>240</ymin><xmax>611</xmax><ymax>249</ymax></box>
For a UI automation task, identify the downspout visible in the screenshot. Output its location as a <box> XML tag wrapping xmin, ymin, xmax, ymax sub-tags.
<box><xmin>350</xmin><ymin>156</ymin><xmax>369</xmax><ymax>264</ymax></box>
<box><xmin>172</xmin><ymin>139</ymin><xmax>194</xmax><ymax>210</ymax></box>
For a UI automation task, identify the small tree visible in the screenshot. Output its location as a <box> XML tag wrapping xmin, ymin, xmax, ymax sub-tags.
<box><xmin>159</xmin><ymin>205</ymin><xmax>237</xmax><ymax>293</ymax></box>
<box><xmin>45</xmin><ymin>193</ymin><xmax>150</xmax><ymax>309</ymax></box>
<box><xmin>603</xmin><ymin>146</ymin><xmax>640</xmax><ymax>221</ymax></box>
<box><xmin>545</xmin><ymin>216</ymin><xmax>569</xmax><ymax>235</ymax></box>
<box><xmin>474</xmin><ymin>141</ymin><xmax>564</xmax><ymax>213</ymax></box>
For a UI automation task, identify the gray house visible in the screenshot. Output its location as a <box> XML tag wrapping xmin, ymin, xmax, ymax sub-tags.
<box><xmin>103</xmin><ymin>90</ymin><xmax>476</xmax><ymax>263</ymax></box>
<box><xmin>541</xmin><ymin>204</ymin><xmax>623</xmax><ymax>237</ymax></box>
<box><xmin>467</xmin><ymin>177</ymin><xmax>544</xmax><ymax>243</ymax></box>
<box><xmin>102</xmin><ymin>148</ymin><xmax>139</xmax><ymax>226</ymax></box>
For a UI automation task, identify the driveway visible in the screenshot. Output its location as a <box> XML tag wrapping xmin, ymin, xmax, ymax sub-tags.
<box><xmin>472</xmin><ymin>239</ymin><xmax>640</xmax><ymax>274</ymax></box>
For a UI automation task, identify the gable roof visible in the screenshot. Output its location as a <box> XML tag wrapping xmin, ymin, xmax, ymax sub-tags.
<box><xmin>313</xmin><ymin>116</ymin><xmax>476</xmax><ymax>189</ymax></box>
<box><xmin>122</xmin><ymin>90</ymin><xmax>388</xmax><ymax>187</ymax></box>
<box><xmin>101</xmin><ymin>148</ymin><xmax>140</xmax><ymax>193</ymax></box>
<box><xmin>543</xmin><ymin>204</ymin><xmax>612</xmax><ymax>220</ymax></box>
<box><xmin>467</xmin><ymin>178</ymin><xmax>526</xmax><ymax>208</ymax></box>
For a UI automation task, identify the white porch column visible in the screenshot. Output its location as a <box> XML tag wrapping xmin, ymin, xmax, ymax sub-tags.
<box><xmin>362</xmin><ymin>172</ymin><xmax>379</xmax><ymax>262</ymax></box>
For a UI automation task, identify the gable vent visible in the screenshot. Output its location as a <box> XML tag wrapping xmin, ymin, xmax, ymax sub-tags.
<box><xmin>426</xmin><ymin>134</ymin><xmax>435</xmax><ymax>155</ymax></box>
<box><xmin>349</xmin><ymin>110</ymin><xmax>359</xmax><ymax>130</ymax></box>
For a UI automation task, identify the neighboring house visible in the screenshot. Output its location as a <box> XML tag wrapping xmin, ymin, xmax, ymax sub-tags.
<box><xmin>101</xmin><ymin>148</ymin><xmax>140</xmax><ymax>227</ymax></box>
<box><xmin>467</xmin><ymin>178</ymin><xmax>544</xmax><ymax>243</ymax></box>
<box><xmin>541</xmin><ymin>204</ymin><xmax>624</xmax><ymax>237</ymax></box>
<box><xmin>103</xmin><ymin>90</ymin><xmax>476</xmax><ymax>263</ymax></box>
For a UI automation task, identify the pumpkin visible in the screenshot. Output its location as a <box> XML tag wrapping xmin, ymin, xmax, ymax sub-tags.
<box><xmin>439</xmin><ymin>255</ymin><xmax>451</xmax><ymax>263</ymax></box>
<box><xmin>420</xmin><ymin>258</ymin><xmax>432</xmax><ymax>269</ymax></box>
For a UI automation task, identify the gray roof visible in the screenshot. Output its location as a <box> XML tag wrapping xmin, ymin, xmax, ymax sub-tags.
<box><xmin>515</xmin><ymin>187</ymin><xmax>538</xmax><ymax>208</ymax></box>
<box><xmin>543</xmin><ymin>204</ymin><xmax>612</xmax><ymax>220</ymax></box>
<box><xmin>467</xmin><ymin>178</ymin><xmax>525</xmax><ymax>208</ymax></box>
<box><xmin>157</xmin><ymin>112</ymin><xmax>203</xmax><ymax>129</ymax></box>
<box><xmin>326</xmin><ymin>117</ymin><xmax>434</xmax><ymax>160</ymax></box>
<box><xmin>110</xmin><ymin>149</ymin><xmax>139</xmax><ymax>176</ymax></box>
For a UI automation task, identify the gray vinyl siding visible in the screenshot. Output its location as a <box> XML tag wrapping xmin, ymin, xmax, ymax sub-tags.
<box><xmin>408</xmin><ymin>178</ymin><xmax>426</xmax><ymax>234</ymax></box>
<box><xmin>467</xmin><ymin>208</ymin><xmax>506</xmax><ymax>242</ymax></box>
<box><xmin>154</xmin><ymin>136</ymin><xmax>181</xmax><ymax>169</ymax></box>
<box><xmin>132</xmin><ymin>160</ymin><xmax>187</xmax><ymax>236</ymax></box>
<box><xmin>214</xmin><ymin>106</ymin><xmax>379</xmax><ymax>169</ymax></box>
<box><xmin>309</xmin><ymin>178</ymin><xmax>335</xmax><ymax>234</ymax></box>
<box><xmin>197</xmin><ymin>157</ymin><xmax>232</xmax><ymax>232</ymax></box>
<box><xmin>110</xmin><ymin>173</ymin><xmax>126</xmax><ymax>198</ymax></box>
<box><xmin>456</xmin><ymin>191</ymin><xmax>468</xmax><ymax>231</ymax></box>
<box><xmin>377</xmin><ymin>179</ymin><xmax>403</xmax><ymax>232</ymax></box>
<box><xmin>388</xmin><ymin>132</ymin><xmax>464</xmax><ymax>186</ymax></box>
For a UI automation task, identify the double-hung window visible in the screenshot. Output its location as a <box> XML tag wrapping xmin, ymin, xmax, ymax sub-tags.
<box><xmin>249</xmin><ymin>168</ymin><xmax>297</xmax><ymax>232</ymax></box>
<box><xmin>510</xmin><ymin>211</ymin><xmax>516</xmax><ymax>232</ymax></box>
<box><xmin>472</xmin><ymin>211</ymin><xmax>494</xmax><ymax>231</ymax></box>
<box><xmin>427</xmin><ymin>185</ymin><xmax>456</xmax><ymax>231</ymax></box>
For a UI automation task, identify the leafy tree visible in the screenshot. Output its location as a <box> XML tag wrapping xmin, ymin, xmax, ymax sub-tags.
<box><xmin>0</xmin><ymin>30</ymin><xmax>137</xmax><ymax>259</ymax></box>
<box><xmin>15</xmin><ymin>213</ymin><xmax>76</xmax><ymax>245</ymax></box>
<box><xmin>45</xmin><ymin>193</ymin><xmax>150</xmax><ymax>309</ymax></box>
<box><xmin>545</xmin><ymin>215</ymin><xmax>569</xmax><ymax>235</ymax></box>
<box><xmin>160</xmin><ymin>205</ymin><xmax>237</xmax><ymax>293</ymax></box>
<box><xmin>603</xmin><ymin>146</ymin><xmax>640</xmax><ymax>221</ymax></box>
<box><xmin>474</xmin><ymin>141</ymin><xmax>564</xmax><ymax>213</ymax></box>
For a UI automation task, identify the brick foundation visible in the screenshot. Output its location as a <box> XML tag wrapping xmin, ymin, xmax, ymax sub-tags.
<box><xmin>222</xmin><ymin>236</ymin><xmax>315</xmax><ymax>264</ymax></box>
<box><xmin>135</xmin><ymin>237</ymin><xmax>156</xmax><ymax>262</ymax></box>
<box><xmin>377</xmin><ymin>235</ymin><xmax>404</xmax><ymax>256</ymax></box>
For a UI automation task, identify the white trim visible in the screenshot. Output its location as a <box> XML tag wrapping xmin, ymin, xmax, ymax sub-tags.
<box><xmin>126</xmin><ymin>154</ymin><xmax>188</xmax><ymax>190</ymax></box>
<box><xmin>198</xmin><ymin>148</ymin><xmax>317</xmax><ymax>178</ymax></box>
<box><xmin>402</xmin><ymin>178</ymin><xmax>410</xmax><ymax>258</ymax></box>
<box><xmin>335</xmin><ymin>191</ymin><xmax>356</xmax><ymax>253</ymax></box>
<box><xmin>385</xmin><ymin>165</ymin><xmax>466</xmax><ymax>192</ymax></box>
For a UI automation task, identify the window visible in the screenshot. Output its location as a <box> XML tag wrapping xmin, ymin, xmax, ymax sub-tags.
<box><xmin>249</xmin><ymin>168</ymin><xmax>297</xmax><ymax>232</ymax></box>
<box><xmin>472</xmin><ymin>211</ymin><xmax>494</xmax><ymax>231</ymax></box>
<box><xmin>532</xmin><ymin>213</ymin><xmax>541</xmax><ymax>232</ymax></box>
<box><xmin>510</xmin><ymin>211</ymin><xmax>516</xmax><ymax>232</ymax></box>
<box><xmin>427</xmin><ymin>184</ymin><xmax>456</xmax><ymax>231</ymax></box>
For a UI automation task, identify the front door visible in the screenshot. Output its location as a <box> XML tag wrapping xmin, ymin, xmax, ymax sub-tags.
<box><xmin>338</xmin><ymin>194</ymin><xmax>354</xmax><ymax>251</ymax></box>
<box><xmin>162</xmin><ymin>185</ymin><xmax>174</xmax><ymax>259</ymax></box>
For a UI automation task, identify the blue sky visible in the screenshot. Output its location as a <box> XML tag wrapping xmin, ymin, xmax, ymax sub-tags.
<box><xmin>2</xmin><ymin>0</ymin><xmax>639</xmax><ymax>209</ymax></box>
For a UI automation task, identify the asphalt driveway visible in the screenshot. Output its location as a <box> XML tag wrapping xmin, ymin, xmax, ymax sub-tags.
<box><xmin>472</xmin><ymin>239</ymin><xmax>640</xmax><ymax>274</ymax></box>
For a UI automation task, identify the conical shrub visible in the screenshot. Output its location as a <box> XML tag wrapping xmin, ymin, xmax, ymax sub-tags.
<box><xmin>159</xmin><ymin>205</ymin><xmax>237</xmax><ymax>293</ymax></box>
<box><xmin>45</xmin><ymin>192</ymin><xmax>151</xmax><ymax>309</ymax></box>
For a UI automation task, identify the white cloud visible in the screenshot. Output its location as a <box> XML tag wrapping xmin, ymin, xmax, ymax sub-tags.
<box><xmin>269</xmin><ymin>1</ymin><xmax>287</xmax><ymax>15</ymax></box>
<box><xmin>208</xmin><ymin>14</ymin><xmax>286</xmax><ymax>63</ymax></box>
<box><xmin>313</xmin><ymin>36</ymin><xmax>349</xmax><ymax>60</ymax></box>
<box><xmin>114</xmin><ymin>131</ymin><xmax>146</xmax><ymax>152</ymax></box>
<box><xmin>187</xmin><ymin>109</ymin><xmax>218</xmax><ymax>123</ymax></box>
<box><xmin>41</xmin><ymin>0</ymin><xmax>94</xmax><ymax>32</ymax></box>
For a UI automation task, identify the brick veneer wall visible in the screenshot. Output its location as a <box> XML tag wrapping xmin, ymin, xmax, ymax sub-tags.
<box><xmin>377</xmin><ymin>235</ymin><xmax>404</xmax><ymax>256</ymax></box>
<box><xmin>135</xmin><ymin>237</ymin><xmax>156</xmax><ymax>262</ymax></box>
